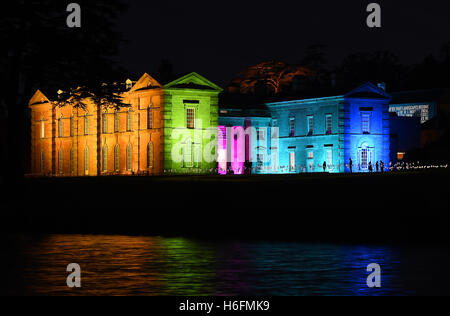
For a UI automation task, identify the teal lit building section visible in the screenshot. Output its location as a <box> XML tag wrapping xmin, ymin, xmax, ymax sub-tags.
<box><xmin>266</xmin><ymin>96</ymin><xmax>344</xmax><ymax>173</ymax></box>
<box><xmin>219</xmin><ymin>83</ymin><xmax>392</xmax><ymax>174</ymax></box>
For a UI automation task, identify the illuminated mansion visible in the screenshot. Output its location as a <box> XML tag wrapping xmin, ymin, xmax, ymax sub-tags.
<box><xmin>219</xmin><ymin>82</ymin><xmax>391</xmax><ymax>174</ymax></box>
<box><xmin>29</xmin><ymin>73</ymin><xmax>394</xmax><ymax>176</ymax></box>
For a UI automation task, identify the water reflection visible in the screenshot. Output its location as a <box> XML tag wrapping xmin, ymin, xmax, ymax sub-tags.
<box><xmin>3</xmin><ymin>235</ymin><xmax>449</xmax><ymax>295</ymax></box>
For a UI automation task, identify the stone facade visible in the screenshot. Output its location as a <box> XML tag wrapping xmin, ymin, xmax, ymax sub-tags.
<box><xmin>29</xmin><ymin>72</ymin><xmax>222</xmax><ymax>177</ymax></box>
<box><xmin>219</xmin><ymin>83</ymin><xmax>392</xmax><ymax>173</ymax></box>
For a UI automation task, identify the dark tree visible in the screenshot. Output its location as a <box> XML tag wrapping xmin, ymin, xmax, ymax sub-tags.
<box><xmin>0</xmin><ymin>1</ymin><xmax>128</xmax><ymax>183</ymax></box>
<box><xmin>300</xmin><ymin>44</ymin><xmax>328</xmax><ymax>72</ymax></box>
<box><xmin>336</xmin><ymin>51</ymin><xmax>406</xmax><ymax>91</ymax></box>
<box><xmin>407</xmin><ymin>55</ymin><xmax>442</xmax><ymax>90</ymax></box>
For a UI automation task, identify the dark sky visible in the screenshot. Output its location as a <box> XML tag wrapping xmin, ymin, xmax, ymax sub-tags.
<box><xmin>117</xmin><ymin>0</ymin><xmax>450</xmax><ymax>87</ymax></box>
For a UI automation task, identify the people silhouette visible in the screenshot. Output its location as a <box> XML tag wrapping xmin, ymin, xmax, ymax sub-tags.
<box><xmin>349</xmin><ymin>158</ymin><xmax>353</xmax><ymax>173</ymax></box>
<box><xmin>376</xmin><ymin>161</ymin><xmax>379</xmax><ymax>172</ymax></box>
<box><xmin>380</xmin><ymin>161</ymin><xmax>384</xmax><ymax>173</ymax></box>
<box><xmin>368</xmin><ymin>161</ymin><xmax>373</xmax><ymax>173</ymax></box>
<box><xmin>323</xmin><ymin>161</ymin><xmax>327</xmax><ymax>172</ymax></box>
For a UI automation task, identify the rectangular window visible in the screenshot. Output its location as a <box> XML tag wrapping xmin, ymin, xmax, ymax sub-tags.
<box><xmin>326</xmin><ymin>149</ymin><xmax>333</xmax><ymax>166</ymax></box>
<box><xmin>127</xmin><ymin>144</ymin><xmax>132</xmax><ymax>171</ymax></box>
<box><xmin>271</xmin><ymin>151</ymin><xmax>278</xmax><ymax>172</ymax></box>
<box><xmin>70</xmin><ymin>117</ymin><xmax>74</xmax><ymax>137</ymax></box>
<box><xmin>184</xmin><ymin>142</ymin><xmax>193</xmax><ymax>167</ymax></box>
<box><xmin>257</xmin><ymin>128</ymin><xmax>266</xmax><ymax>141</ymax></box>
<box><xmin>257</xmin><ymin>153</ymin><xmax>264</xmax><ymax>170</ymax></box>
<box><xmin>127</xmin><ymin>111</ymin><xmax>132</xmax><ymax>131</ymax></box>
<box><xmin>84</xmin><ymin>117</ymin><xmax>89</xmax><ymax>135</ymax></box>
<box><xmin>307</xmin><ymin>116</ymin><xmax>314</xmax><ymax>135</ymax></box>
<box><xmin>271</xmin><ymin>126</ymin><xmax>279</xmax><ymax>140</ymax></box>
<box><xmin>103</xmin><ymin>146</ymin><xmax>108</xmax><ymax>172</ymax></box>
<box><xmin>58</xmin><ymin>119</ymin><xmax>64</xmax><ymax>138</ymax></box>
<box><xmin>326</xmin><ymin>114</ymin><xmax>332</xmax><ymax>134</ymax></box>
<box><xmin>289</xmin><ymin>118</ymin><xmax>295</xmax><ymax>137</ymax></box>
<box><xmin>147</xmin><ymin>143</ymin><xmax>154</xmax><ymax>169</ymax></box>
<box><xmin>147</xmin><ymin>107</ymin><xmax>153</xmax><ymax>129</ymax></box>
<box><xmin>186</xmin><ymin>108</ymin><xmax>195</xmax><ymax>129</ymax></box>
<box><xmin>193</xmin><ymin>144</ymin><xmax>201</xmax><ymax>168</ymax></box>
<box><xmin>103</xmin><ymin>113</ymin><xmax>108</xmax><ymax>134</ymax></box>
<box><xmin>361</xmin><ymin>148</ymin><xmax>368</xmax><ymax>169</ymax></box>
<box><xmin>289</xmin><ymin>152</ymin><xmax>296</xmax><ymax>172</ymax></box>
<box><xmin>84</xmin><ymin>148</ymin><xmax>89</xmax><ymax>175</ymax></box>
<box><xmin>58</xmin><ymin>149</ymin><xmax>63</xmax><ymax>174</ymax></box>
<box><xmin>41</xmin><ymin>121</ymin><xmax>45</xmax><ymax>139</ymax></box>
<box><xmin>115</xmin><ymin>112</ymin><xmax>120</xmax><ymax>132</ymax></box>
<box><xmin>361</xmin><ymin>113</ymin><xmax>371</xmax><ymax>134</ymax></box>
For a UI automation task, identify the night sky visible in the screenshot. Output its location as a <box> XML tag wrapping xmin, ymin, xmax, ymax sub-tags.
<box><xmin>117</xmin><ymin>0</ymin><xmax>450</xmax><ymax>87</ymax></box>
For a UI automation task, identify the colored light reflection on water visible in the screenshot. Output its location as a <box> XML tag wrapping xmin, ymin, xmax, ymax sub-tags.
<box><xmin>3</xmin><ymin>235</ymin><xmax>450</xmax><ymax>295</ymax></box>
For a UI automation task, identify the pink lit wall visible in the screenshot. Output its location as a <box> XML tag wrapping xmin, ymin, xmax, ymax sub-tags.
<box><xmin>218</xmin><ymin>126</ymin><xmax>245</xmax><ymax>175</ymax></box>
<box><xmin>231</xmin><ymin>126</ymin><xmax>245</xmax><ymax>175</ymax></box>
<box><xmin>218</xmin><ymin>126</ymin><xmax>227</xmax><ymax>175</ymax></box>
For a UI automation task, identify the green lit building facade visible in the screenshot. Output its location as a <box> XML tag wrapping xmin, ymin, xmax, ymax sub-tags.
<box><xmin>163</xmin><ymin>73</ymin><xmax>223</xmax><ymax>173</ymax></box>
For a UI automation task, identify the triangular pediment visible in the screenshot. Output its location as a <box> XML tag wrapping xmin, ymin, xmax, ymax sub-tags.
<box><xmin>345</xmin><ymin>82</ymin><xmax>391</xmax><ymax>100</ymax></box>
<box><xmin>29</xmin><ymin>90</ymin><xmax>50</xmax><ymax>106</ymax></box>
<box><xmin>129</xmin><ymin>73</ymin><xmax>162</xmax><ymax>92</ymax></box>
<box><xmin>164</xmin><ymin>72</ymin><xmax>223</xmax><ymax>92</ymax></box>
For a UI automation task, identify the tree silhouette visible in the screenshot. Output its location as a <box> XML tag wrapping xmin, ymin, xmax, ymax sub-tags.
<box><xmin>0</xmin><ymin>1</ymin><xmax>128</xmax><ymax>182</ymax></box>
<box><xmin>336</xmin><ymin>51</ymin><xmax>405</xmax><ymax>91</ymax></box>
<box><xmin>229</xmin><ymin>61</ymin><xmax>311</xmax><ymax>95</ymax></box>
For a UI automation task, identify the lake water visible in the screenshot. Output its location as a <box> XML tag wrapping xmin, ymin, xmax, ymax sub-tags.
<box><xmin>2</xmin><ymin>235</ymin><xmax>450</xmax><ymax>296</ymax></box>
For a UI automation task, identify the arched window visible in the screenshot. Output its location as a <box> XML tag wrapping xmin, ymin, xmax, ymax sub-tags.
<box><xmin>70</xmin><ymin>148</ymin><xmax>75</xmax><ymax>174</ymax></box>
<box><xmin>84</xmin><ymin>146</ymin><xmax>89</xmax><ymax>175</ymax></box>
<box><xmin>127</xmin><ymin>110</ymin><xmax>132</xmax><ymax>131</ymax></box>
<box><xmin>40</xmin><ymin>151</ymin><xmax>45</xmax><ymax>173</ymax></box>
<box><xmin>147</xmin><ymin>106</ymin><xmax>153</xmax><ymax>129</ymax></box>
<box><xmin>126</xmin><ymin>143</ymin><xmax>132</xmax><ymax>171</ymax></box>
<box><xmin>359</xmin><ymin>143</ymin><xmax>371</xmax><ymax>170</ymax></box>
<box><xmin>114</xmin><ymin>111</ymin><xmax>120</xmax><ymax>132</ymax></box>
<box><xmin>84</xmin><ymin>116</ymin><xmax>89</xmax><ymax>135</ymax></box>
<box><xmin>147</xmin><ymin>142</ymin><xmax>154</xmax><ymax>169</ymax></box>
<box><xmin>40</xmin><ymin>119</ymin><xmax>45</xmax><ymax>139</ymax></box>
<box><xmin>58</xmin><ymin>115</ymin><xmax>64</xmax><ymax>138</ymax></box>
<box><xmin>102</xmin><ymin>112</ymin><xmax>108</xmax><ymax>134</ymax></box>
<box><xmin>102</xmin><ymin>145</ymin><xmax>108</xmax><ymax>172</ymax></box>
<box><xmin>58</xmin><ymin>148</ymin><xmax>63</xmax><ymax>174</ymax></box>
<box><xmin>114</xmin><ymin>145</ymin><xmax>120</xmax><ymax>171</ymax></box>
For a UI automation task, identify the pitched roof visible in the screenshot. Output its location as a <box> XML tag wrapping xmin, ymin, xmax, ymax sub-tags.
<box><xmin>164</xmin><ymin>72</ymin><xmax>223</xmax><ymax>92</ymax></box>
<box><xmin>129</xmin><ymin>73</ymin><xmax>162</xmax><ymax>92</ymax></box>
<box><xmin>345</xmin><ymin>82</ymin><xmax>392</xmax><ymax>100</ymax></box>
<box><xmin>29</xmin><ymin>90</ymin><xmax>50</xmax><ymax>106</ymax></box>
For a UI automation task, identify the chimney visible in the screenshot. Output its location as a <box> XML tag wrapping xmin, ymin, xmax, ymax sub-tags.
<box><xmin>377</xmin><ymin>82</ymin><xmax>386</xmax><ymax>91</ymax></box>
